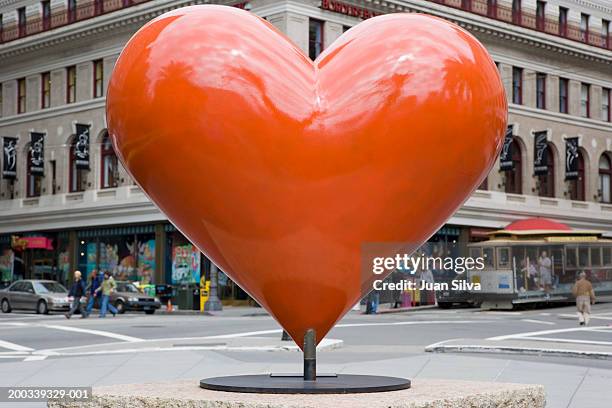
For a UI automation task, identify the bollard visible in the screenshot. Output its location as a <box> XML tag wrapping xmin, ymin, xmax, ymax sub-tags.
<box><xmin>303</xmin><ymin>329</ymin><xmax>316</xmax><ymax>381</ymax></box>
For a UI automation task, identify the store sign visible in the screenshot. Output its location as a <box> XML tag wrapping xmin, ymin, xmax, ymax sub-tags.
<box><xmin>320</xmin><ymin>0</ymin><xmax>378</xmax><ymax>19</ymax></box>
<box><xmin>74</xmin><ymin>124</ymin><xmax>91</xmax><ymax>169</ymax></box>
<box><xmin>499</xmin><ymin>126</ymin><xmax>514</xmax><ymax>171</ymax></box>
<box><xmin>2</xmin><ymin>137</ymin><xmax>18</xmax><ymax>179</ymax></box>
<box><xmin>29</xmin><ymin>132</ymin><xmax>45</xmax><ymax>176</ymax></box>
<box><xmin>11</xmin><ymin>236</ymin><xmax>53</xmax><ymax>251</ymax></box>
<box><xmin>533</xmin><ymin>131</ymin><xmax>548</xmax><ymax>175</ymax></box>
<box><xmin>565</xmin><ymin>137</ymin><xmax>579</xmax><ymax>180</ymax></box>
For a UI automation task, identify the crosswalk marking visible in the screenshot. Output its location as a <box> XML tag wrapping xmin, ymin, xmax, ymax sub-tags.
<box><xmin>0</xmin><ymin>339</ymin><xmax>34</xmax><ymax>352</ymax></box>
<box><xmin>41</xmin><ymin>324</ymin><xmax>143</xmax><ymax>343</ymax></box>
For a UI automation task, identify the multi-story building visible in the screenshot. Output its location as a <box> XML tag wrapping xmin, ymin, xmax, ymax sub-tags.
<box><xmin>0</xmin><ymin>0</ymin><xmax>610</xmax><ymax>304</ymax></box>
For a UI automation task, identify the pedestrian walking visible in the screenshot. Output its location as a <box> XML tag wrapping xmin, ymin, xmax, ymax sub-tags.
<box><xmin>96</xmin><ymin>271</ymin><xmax>118</xmax><ymax>318</ymax></box>
<box><xmin>85</xmin><ymin>270</ymin><xmax>103</xmax><ymax>315</ymax></box>
<box><xmin>65</xmin><ymin>270</ymin><xmax>87</xmax><ymax>319</ymax></box>
<box><xmin>572</xmin><ymin>271</ymin><xmax>596</xmax><ymax>326</ymax></box>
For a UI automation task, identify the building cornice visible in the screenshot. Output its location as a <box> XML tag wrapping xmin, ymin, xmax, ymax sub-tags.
<box><xmin>508</xmin><ymin>104</ymin><xmax>612</xmax><ymax>133</ymax></box>
<box><xmin>0</xmin><ymin>98</ymin><xmax>106</xmax><ymax>128</ymax></box>
<box><xmin>0</xmin><ymin>0</ymin><xmax>213</xmax><ymax>59</ymax></box>
<box><xmin>2</xmin><ymin>0</ymin><xmax>611</xmax><ymax>65</ymax></box>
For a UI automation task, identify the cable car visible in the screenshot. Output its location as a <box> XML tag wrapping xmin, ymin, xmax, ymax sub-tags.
<box><xmin>466</xmin><ymin>218</ymin><xmax>612</xmax><ymax>309</ymax></box>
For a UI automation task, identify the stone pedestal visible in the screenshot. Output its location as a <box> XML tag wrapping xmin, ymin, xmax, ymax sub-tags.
<box><xmin>49</xmin><ymin>378</ymin><xmax>545</xmax><ymax>408</ymax></box>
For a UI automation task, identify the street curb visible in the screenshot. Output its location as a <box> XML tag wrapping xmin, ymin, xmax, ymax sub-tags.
<box><xmin>370</xmin><ymin>305</ymin><xmax>439</xmax><ymax>314</ymax></box>
<box><xmin>425</xmin><ymin>344</ymin><xmax>612</xmax><ymax>360</ymax></box>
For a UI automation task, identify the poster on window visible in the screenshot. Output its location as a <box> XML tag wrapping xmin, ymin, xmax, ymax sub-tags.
<box><xmin>499</xmin><ymin>126</ymin><xmax>514</xmax><ymax>171</ymax></box>
<box><xmin>0</xmin><ymin>249</ymin><xmax>14</xmax><ymax>281</ymax></box>
<box><xmin>114</xmin><ymin>238</ymin><xmax>136</xmax><ymax>281</ymax></box>
<box><xmin>57</xmin><ymin>250</ymin><xmax>70</xmax><ymax>283</ymax></box>
<box><xmin>29</xmin><ymin>132</ymin><xmax>45</xmax><ymax>176</ymax></box>
<box><xmin>2</xmin><ymin>137</ymin><xmax>17</xmax><ymax>179</ymax></box>
<box><xmin>565</xmin><ymin>137</ymin><xmax>579</xmax><ymax>180</ymax></box>
<box><xmin>99</xmin><ymin>241</ymin><xmax>119</xmax><ymax>277</ymax></box>
<box><xmin>533</xmin><ymin>131</ymin><xmax>548</xmax><ymax>175</ymax></box>
<box><xmin>137</xmin><ymin>239</ymin><xmax>155</xmax><ymax>284</ymax></box>
<box><xmin>171</xmin><ymin>243</ymin><xmax>200</xmax><ymax>284</ymax></box>
<box><xmin>86</xmin><ymin>242</ymin><xmax>97</xmax><ymax>277</ymax></box>
<box><xmin>74</xmin><ymin>124</ymin><xmax>90</xmax><ymax>169</ymax></box>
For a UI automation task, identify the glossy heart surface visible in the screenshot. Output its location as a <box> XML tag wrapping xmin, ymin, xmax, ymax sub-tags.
<box><xmin>106</xmin><ymin>5</ymin><xmax>507</xmax><ymax>348</ymax></box>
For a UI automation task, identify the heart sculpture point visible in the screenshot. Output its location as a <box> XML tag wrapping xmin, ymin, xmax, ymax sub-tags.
<box><xmin>107</xmin><ymin>5</ymin><xmax>507</xmax><ymax>349</ymax></box>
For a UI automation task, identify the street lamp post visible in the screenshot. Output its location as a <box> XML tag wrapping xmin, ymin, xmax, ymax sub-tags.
<box><xmin>204</xmin><ymin>263</ymin><xmax>223</xmax><ymax>311</ymax></box>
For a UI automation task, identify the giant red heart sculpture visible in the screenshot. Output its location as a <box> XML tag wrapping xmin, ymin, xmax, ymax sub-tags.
<box><xmin>107</xmin><ymin>5</ymin><xmax>507</xmax><ymax>348</ymax></box>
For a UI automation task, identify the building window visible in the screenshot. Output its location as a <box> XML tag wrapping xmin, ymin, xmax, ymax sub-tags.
<box><xmin>537</xmin><ymin>144</ymin><xmax>555</xmax><ymax>198</ymax></box>
<box><xmin>68</xmin><ymin>0</ymin><xmax>77</xmax><ymax>23</ymax></box>
<box><xmin>603</xmin><ymin>88</ymin><xmax>611</xmax><ymax>122</ymax></box>
<box><xmin>536</xmin><ymin>73</ymin><xmax>546</xmax><ymax>109</ymax></box>
<box><xmin>512</xmin><ymin>0</ymin><xmax>521</xmax><ymax>25</ymax></box>
<box><xmin>17</xmin><ymin>7</ymin><xmax>26</xmax><ymax>37</ymax></box>
<box><xmin>69</xmin><ymin>136</ymin><xmax>87</xmax><ymax>192</ymax></box>
<box><xmin>568</xmin><ymin>150</ymin><xmax>585</xmax><ymax>201</ymax></box>
<box><xmin>505</xmin><ymin>140</ymin><xmax>522</xmax><ymax>194</ymax></box>
<box><xmin>487</xmin><ymin>0</ymin><xmax>497</xmax><ymax>18</ymax></box>
<box><xmin>512</xmin><ymin>67</ymin><xmax>522</xmax><ymax>105</ymax></box>
<box><xmin>600</xmin><ymin>154</ymin><xmax>612</xmax><ymax>203</ymax></box>
<box><xmin>558</xmin><ymin>7</ymin><xmax>568</xmax><ymax>37</ymax></box>
<box><xmin>94</xmin><ymin>0</ymin><xmax>104</xmax><ymax>15</ymax></box>
<box><xmin>66</xmin><ymin>66</ymin><xmax>76</xmax><ymax>104</ymax></box>
<box><xmin>559</xmin><ymin>78</ymin><xmax>569</xmax><ymax>114</ymax></box>
<box><xmin>580</xmin><ymin>83</ymin><xmax>590</xmax><ymax>118</ymax></box>
<box><xmin>580</xmin><ymin>13</ymin><xmax>589</xmax><ymax>43</ymax></box>
<box><xmin>101</xmin><ymin>133</ymin><xmax>118</xmax><ymax>189</ymax></box>
<box><xmin>42</xmin><ymin>1</ymin><xmax>51</xmax><ymax>30</ymax></box>
<box><xmin>536</xmin><ymin>1</ymin><xmax>545</xmax><ymax>31</ymax></box>
<box><xmin>308</xmin><ymin>19</ymin><xmax>323</xmax><ymax>61</ymax></box>
<box><xmin>26</xmin><ymin>148</ymin><xmax>42</xmax><ymax>198</ymax></box>
<box><xmin>461</xmin><ymin>0</ymin><xmax>472</xmax><ymax>11</ymax></box>
<box><xmin>17</xmin><ymin>78</ymin><xmax>26</xmax><ymax>114</ymax></box>
<box><xmin>0</xmin><ymin>84</ymin><xmax>3</xmax><ymax>117</ymax></box>
<box><xmin>603</xmin><ymin>20</ymin><xmax>610</xmax><ymax>49</ymax></box>
<box><xmin>93</xmin><ymin>60</ymin><xmax>103</xmax><ymax>98</ymax></box>
<box><xmin>41</xmin><ymin>72</ymin><xmax>50</xmax><ymax>109</ymax></box>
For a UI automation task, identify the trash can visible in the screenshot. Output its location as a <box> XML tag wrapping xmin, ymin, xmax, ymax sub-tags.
<box><xmin>176</xmin><ymin>286</ymin><xmax>193</xmax><ymax>311</ymax></box>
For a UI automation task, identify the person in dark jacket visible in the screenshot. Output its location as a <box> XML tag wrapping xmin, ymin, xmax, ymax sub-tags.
<box><xmin>65</xmin><ymin>270</ymin><xmax>87</xmax><ymax>319</ymax></box>
<box><xmin>85</xmin><ymin>270</ymin><xmax>103</xmax><ymax>315</ymax></box>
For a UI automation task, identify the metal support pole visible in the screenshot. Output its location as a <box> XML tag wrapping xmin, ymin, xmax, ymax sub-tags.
<box><xmin>204</xmin><ymin>263</ymin><xmax>222</xmax><ymax>311</ymax></box>
<box><xmin>303</xmin><ymin>329</ymin><xmax>316</xmax><ymax>381</ymax></box>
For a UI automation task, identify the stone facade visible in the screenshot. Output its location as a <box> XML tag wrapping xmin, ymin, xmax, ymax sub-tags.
<box><xmin>0</xmin><ymin>0</ymin><xmax>611</xmax><ymax>238</ymax></box>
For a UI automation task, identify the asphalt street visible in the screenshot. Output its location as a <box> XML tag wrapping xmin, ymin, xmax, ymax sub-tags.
<box><xmin>0</xmin><ymin>303</ymin><xmax>611</xmax><ymax>407</ymax></box>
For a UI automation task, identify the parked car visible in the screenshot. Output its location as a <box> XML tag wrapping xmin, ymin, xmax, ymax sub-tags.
<box><xmin>0</xmin><ymin>280</ymin><xmax>71</xmax><ymax>314</ymax></box>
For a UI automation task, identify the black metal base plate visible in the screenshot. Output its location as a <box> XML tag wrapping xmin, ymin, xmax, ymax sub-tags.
<box><xmin>200</xmin><ymin>374</ymin><xmax>411</xmax><ymax>394</ymax></box>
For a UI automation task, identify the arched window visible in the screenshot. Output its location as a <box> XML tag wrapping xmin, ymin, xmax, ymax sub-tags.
<box><xmin>569</xmin><ymin>150</ymin><xmax>585</xmax><ymax>201</ymax></box>
<box><xmin>537</xmin><ymin>144</ymin><xmax>555</xmax><ymax>198</ymax></box>
<box><xmin>101</xmin><ymin>133</ymin><xmax>118</xmax><ymax>189</ymax></box>
<box><xmin>505</xmin><ymin>140</ymin><xmax>522</xmax><ymax>194</ymax></box>
<box><xmin>69</xmin><ymin>136</ymin><xmax>87</xmax><ymax>192</ymax></box>
<box><xmin>26</xmin><ymin>147</ymin><xmax>42</xmax><ymax>198</ymax></box>
<box><xmin>599</xmin><ymin>153</ymin><xmax>612</xmax><ymax>203</ymax></box>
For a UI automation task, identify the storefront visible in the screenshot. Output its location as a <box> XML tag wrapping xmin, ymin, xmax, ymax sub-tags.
<box><xmin>76</xmin><ymin>224</ymin><xmax>157</xmax><ymax>283</ymax></box>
